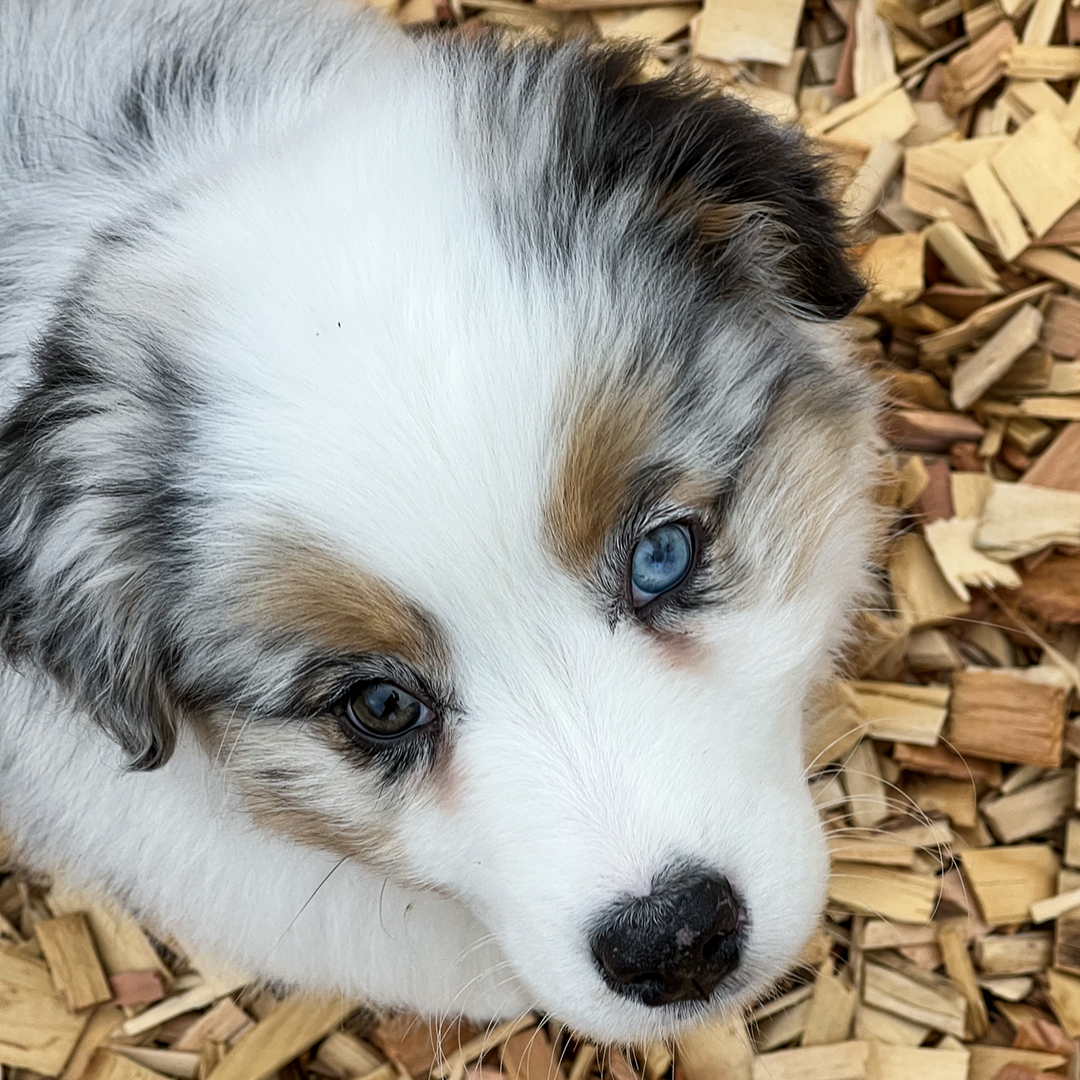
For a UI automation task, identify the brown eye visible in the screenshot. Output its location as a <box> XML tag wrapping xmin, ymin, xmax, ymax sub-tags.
<box><xmin>342</xmin><ymin>681</ymin><xmax>434</xmax><ymax>741</ymax></box>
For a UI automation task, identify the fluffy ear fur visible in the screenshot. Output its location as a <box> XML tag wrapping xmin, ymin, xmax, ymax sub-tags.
<box><xmin>465</xmin><ymin>38</ymin><xmax>866</xmax><ymax>321</ymax></box>
<box><xmin>0</xmin><ymin>323</ymin><xmax>194</xmax><ymax>770</ymax></box>
<box><xmin>593</xmin><ymin>63</ymin><xmax>865</xmax><ymax>320</ymax></box>
<box><xmin>587</xmin><ymin>53</ymin><xmax>865</xmax><ymax>320</ymax></box>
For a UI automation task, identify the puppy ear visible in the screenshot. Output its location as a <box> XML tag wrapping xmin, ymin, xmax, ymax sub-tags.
<box><xmin>556</xmin><ymin>48</ymin><xmax>866</xmax><ymax>320</ymax></box>
<box><xmin>0</xmin><ymin>330</ymin><xmax>185</xmax><ymax>769</ymax></box>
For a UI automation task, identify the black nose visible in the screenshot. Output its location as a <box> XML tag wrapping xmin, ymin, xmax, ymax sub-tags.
<box><xmin>589</xmin><ymin>870</ymin><xmax>744</xmax><ymax>1007</ymax></box>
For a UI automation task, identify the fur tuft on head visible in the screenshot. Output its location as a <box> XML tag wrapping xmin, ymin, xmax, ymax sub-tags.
<box><xmin>449</xmin><ymin>35</ymin><xmax>865</xmax><ymax>322</ymax></box>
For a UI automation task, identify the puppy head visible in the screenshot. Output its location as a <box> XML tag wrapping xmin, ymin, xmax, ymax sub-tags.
<box><xmin>0</xmin><ymin>37</ymin><xmax>873</xmax><ymax>1041</ymax></box>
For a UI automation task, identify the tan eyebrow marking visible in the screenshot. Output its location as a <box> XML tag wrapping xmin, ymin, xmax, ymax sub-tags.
<box><xmin>237</xmin><ymin>533</ymin><xmax>450</xmax><ymax>674</ymax></box>
<box><xmin>544</xmin><ymin>380</ymin><xmax>662</xmax><ymax>576</ymax></box>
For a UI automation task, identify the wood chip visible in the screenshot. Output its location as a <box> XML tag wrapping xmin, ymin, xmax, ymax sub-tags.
<box><xmin>918</xmin><ymin>283</ymin><xmax>1056</xmax><ymax>363</ymax></box>
<box><xmin>807</xmin><ymin>74</ymin><xmax>902</xmax><ymax>137</ymax></box>
<box><xmin>924</xmin><ymin>516</ymin><xmax>1023</xmax><ymax>601</ymax></box>
<box><xmin>121</xmin><ymin>977</ymin><xmax>248</xmax><ymax>1039</ymax></box>
<box><xmin>849</xmin><ymin>680</ymin><xmax>950</xmax><ymax>746</ymax></box>
<box><xmin>0</xmin><ymin>943</ymin><xmax>90</xmax><ymax>1074</ymax></box>
<box><xmin>48</xmin><ymin>888</ymin><xmax>169</xmax><ymax>981</ymax></box>
<box><xmin>947</xmin><ymin>669</ymin><xmax>1065</xmax><ymax>768</ymax></box>
<box><xmin>862</xmin><ymin>961</ymin><xmax>968</xmax><ymax>1036</ymax></box>
<box><xmin>1030</xmin><ymin>883</ymin><xmax>1080</xmax><ymax>923</ymax></box>
<box><xmin>826</xmin><ymin>88</ymin><xmax>918</xmax><ymax>146</ymax></box>
<box><xmin>1006</xmin><ymin>44</ymin><xmax>1080</xmax><ymax>80</ymax></box>
<box><xmin>973</xmin><ymin>932</ymin><xmax>1053</xmax><ymax>976</ymax></box>
<box><xmin>1046</xmin><ymin>968</ymin><xmax>1080</xmax><ymax>1036</ymax></box>
<box><xmin>983</xmin><ymin>772</ymin><xmax>1073</xmax><ymax>843</ymax></box>
<box><xmin>1040</xmin><ymin>296</ymin><xmax>1080</xmax><ymax>358</ymax></box>
<box><xmin>872</xmin><ymin>1042</ymin><xmax>969</xmax><ymax>1080</ymax></box>
<box><xmin>966</xmin><ymin>1045</ymin><xmax>1069</xmax><ymax>1080</ymax></box>
<box><xmin>677</xmin><ymin>1016</ymin><xmax>753</xmax><ymax>1080</ymax></box>
<box><xmin>173</xmin><ymin>998</ymin><xmax>254</xmax><ymax>1052</ymax></box>
<box><xmin>925</xmin><ymin>217</ymin><xmax>1003</xmax><ymax>295</ymax></box>
<box><xmin>801</xmin><ymin>964</ymin><xmax>856</xmax><ymax>1045</ymax></box>
<box><xmin>751</xmin><ymin>1041</ymin><xmax>870</xmax><ymax>1080</ymax></box>
<box><xmin>60</xmin><ymin>1006</ymin><xmax>125</xmax><ymax>1080</ymax></box>
<box><xmin>902</xmin><ymin>177</ymin><xmax>992</xmax><ymax>244</ymax></box>
<box><xmin>853</xmin><ymin>1004</ymin><xmax>930</xmax><ymax>1047</ymax></box>
<box><xmin>206</xmin><ymin>997</ymin><xmax>355</xmax><ymax>1080</ymax></box>
<box><xmin>975</xmin><ymin>481</ymin><xmax>1080</xmax><ymax>560</ymax></box>
<box><xmin>112</xmin><ymin>1047</ymin><xmax>200</xmax><ymax>1080</ymax></box>
<box><xmin>960</xmin><ymin>845</ymin><xmax>1060</xmax><ymax>925</ymax></box>
<box><xmin>500</xmin><ymin>1028</ymin><xmax>566</xmax><ymax>1080</ymax></box>
<box><xmin>893</xmin><ymin>741</ymin><xmax>1001</xmax><ymax>784</ymax></box>
<box><xmin>882</xmin><ymin>409</ymin><xmax>985</xmax><ymax>452</ymax></box>
<box><xmin>951</xmin><ymin>304</ymin><xmax>1043</xmax><ymax>410</ymax></box>
<box><xmin>1046</xmin><ymin>360</ymin><xmax>1080</xmax><ymax>393</ymax></box>
<box><xmin>1017</xmin><ymin>552</ymin><xmax>1080</xmax><ymax>625</ymax></box>
<box><xmin>827</xmin><ymin>835</ymin><xmax>916</xmax><ymax>867</ymax></box>
<box><xmin>1017</xmin><ymin>247</ymin><xmax>1080</xmax><ymax>292</ymax></box>
<box><xmin>859</xmin><ymin>232</ymin><xmax>926</xmax><ymax>313</ymax></box>
<box><xmin>842</xmin><ymin>139</ymin><xmax>903</xmax><ymax>220</ymax></box>
<box><xmin>694</xmin><ymin>0</ymin><xmax>804</xmax><ymax>64</ymax></box>
<box><xmin>109</xmin><ymin>969</ymin><xmax>164</xmax><ymax>1007</ymax></box>
<box><xmin>889</xmin><ymin>531</ymin><xmax>970</xmax><ymax>627</ymax></box>
<box><xmin>938</xmin><ymin>921</ymin><xmax>989</xmax><ymax>1039</ymax></box>
<box><xmin>35</xmin><ymin>912</ymin><xmax>113</xmax><ymax>1012</ymax></box>
<box><xmin>432</xmin><ymin>1016</ymin><xmax>538</xmax><ymax>1080</ymax></box>
<box><xmin>907</xmin><ymin>136</ymin><xmax>1007</xmax><ymax>200</ymax></box>
<box><xmin>828</xmin><ymin>862</ymin><xmax>938</xmax><ymax>923</ymax></box>
<box><xmin>942</xmin><ymin>21</ymin><xmax>1017</xmax><ymax>114</ymax></box>
<box><xmin>83</xmin><ymin>1051</ymin><xmax>171</xmax><ymax>1080</ymax></box>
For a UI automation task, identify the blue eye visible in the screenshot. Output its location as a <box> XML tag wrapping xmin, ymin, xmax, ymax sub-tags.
<box><xmin>630</xmin><ymin>523</ymin><xmax>694</xmax><ymax>607</ymax></box>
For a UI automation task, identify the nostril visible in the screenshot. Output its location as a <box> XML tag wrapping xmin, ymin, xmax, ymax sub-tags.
<box><xmin>588</xmin><ymin>867</ymin><xmax>746</xmax><ymax>1008</ymax></box>
<box><xmin>700</xmin><ymin>932</ymin><xmax>723</xmax><ymax>966</ymax></box>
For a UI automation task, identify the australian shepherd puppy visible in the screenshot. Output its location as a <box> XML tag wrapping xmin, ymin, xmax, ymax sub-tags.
<box><xmin>0</xmin><ymin>0</ymin><xmax>878</xmax><ymax>1044</ymax></box>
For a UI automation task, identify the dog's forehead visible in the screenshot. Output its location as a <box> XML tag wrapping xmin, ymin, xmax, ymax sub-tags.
<box><xmin>156</xmin><ymin>78</ymin><xmax>854</xmax><ymax>636</ymax></box>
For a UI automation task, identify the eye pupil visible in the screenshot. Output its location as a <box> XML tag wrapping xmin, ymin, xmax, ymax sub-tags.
<box><xmin>366</xmin><ymin>684</ymin><xmax>399</xmax><ymax>719</ymax></box>
<box><xmin>344</xmin><ymin>681</ymin><xmax>431</xmax><ymax>740</ymax></box>
<box><xmin>630</xmin><ymin>523</ymin><xmax>693</xmax><ymax>606</ymax></box>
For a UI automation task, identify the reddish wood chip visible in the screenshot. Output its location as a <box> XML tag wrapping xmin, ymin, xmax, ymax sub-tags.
<box><xmin>913</xmin><ymin>458</ymin><xmax>953</xmax><ymax>524</ymax></box>
<box><xmin>1017</xmin><ymin>551</ymin><xmax>1080</xmax><ymax>625</ymax></box>
<box><xmin>109</xmin><ymin>969</ymin><xmax>165</xmax><ymax>1007</ymax></box>
<box><xmin>950</xmin><ymin>441</ymin><xmax>983</xmax><ymax>472</ymax></box>
<box><xmin>1012</xmin><ymin>1017</ymin><xmax>1077</xmax><ymax>1055</ymax></box>
<box><xmin>598</xmin><ymin>1049</ymin><xmax>638</xmax><ymax>1080</ymax></box>
<box><xmin>1022</xmin><ymin>423</ymin><xmax>1080</xmax><ymax>493</ymax></box>
<box><xmin>371</xmin><ymin>1015</ymin><xmax>485</xmax><ymax>1076</ymax></box>
<box><xmin>883</xmin><ymin>409</ymin><xmax>984</xmax><ymax>452</ymax></box>
<box><xmin>990</xmin><ymin>1066</ymin><xmax>1044</xmax><ymax>1080</ymax></box>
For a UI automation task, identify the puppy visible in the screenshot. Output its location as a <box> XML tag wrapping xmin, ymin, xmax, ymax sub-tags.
<box><xmin>0</xmin><ymin>0</ymin><xmax>877</xmax><ymax>1044</ymax></box>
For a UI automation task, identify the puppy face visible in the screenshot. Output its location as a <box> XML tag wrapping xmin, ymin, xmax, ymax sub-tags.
<box><xmin>0</xmin><ymin>38</ymin><xmax>874</xmax><ymax>1041</ymax></box>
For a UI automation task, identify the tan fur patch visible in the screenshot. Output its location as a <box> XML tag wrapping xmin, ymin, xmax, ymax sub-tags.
<box><xmin>245</xmin><ymin>746</ymin><xmax>404</xmax><ymax>865</ymax></box>
<box><xmin>545</xmin><ymin>381</ymin><xmax>662</xmax><ymax>574</ymax></box>
<box><xmin>657</xmin><ymin>181</ymin><xmax>764</xmax><ymax>244</ymax></box>
<box><xmin>239</xmin><ymin>536</ymin><xmax>449</xmax><ymax>672</ymax></box>
<box><xmin>189</xmin><ymin>710</ymin><xmax>405</xmax><ymax>869</ymax></box>
<box><xmin>197</xmin><ymin>531</ymin><xmax>454</xmax><ymax>875</ymax></box>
